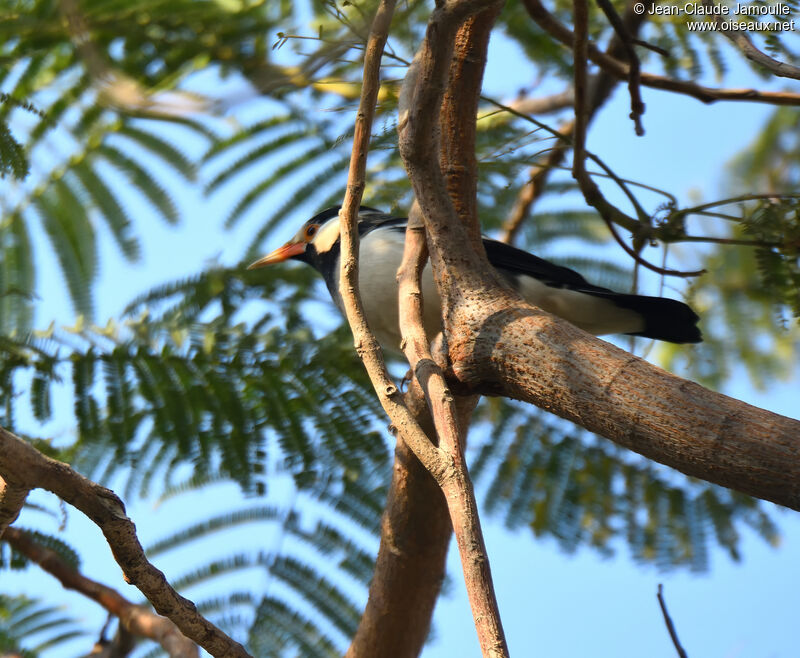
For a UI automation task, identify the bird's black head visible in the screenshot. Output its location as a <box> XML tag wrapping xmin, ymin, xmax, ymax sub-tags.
<box><xmin>247</xmin><ymin>206</ymin><xmax>385</xmax><ymax>274</ymax></box>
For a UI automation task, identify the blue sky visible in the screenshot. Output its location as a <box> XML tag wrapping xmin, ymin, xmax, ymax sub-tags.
<box><xmin>4</xmin><ymin>18</ymin><xmax>800</xmax><ymax>658</ymax></box>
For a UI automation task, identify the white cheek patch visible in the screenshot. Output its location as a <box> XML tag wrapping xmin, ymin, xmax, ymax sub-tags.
<box><xmin>313</xmin><ymin>217</ymin><xmax>342</xmax><ymax>253</ymax></box>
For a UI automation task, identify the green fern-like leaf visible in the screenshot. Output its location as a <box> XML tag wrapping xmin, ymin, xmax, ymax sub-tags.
<box><xmin>0</xmin><ymin>594</ymin><xmax>86</xmax><ymax>657</ymax></box>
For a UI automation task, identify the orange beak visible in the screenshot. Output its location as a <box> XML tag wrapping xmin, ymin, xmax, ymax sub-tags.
<box><xmin>247</xmin><ymin>241</ymin><xmax>306</xmax><ymax>269</ymax></box>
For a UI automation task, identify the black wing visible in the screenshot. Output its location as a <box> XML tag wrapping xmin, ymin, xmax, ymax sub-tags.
<box><xmin>482</xmin><ymin>237</ymin><xmax>610</xmax><ymax>292</ymax></box>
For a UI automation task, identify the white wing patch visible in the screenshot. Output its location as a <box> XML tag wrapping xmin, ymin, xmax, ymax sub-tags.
<box><xmin>517</xmin><ymin>276</ymin><xmax>644</xmax><ymax>335</ymax></box>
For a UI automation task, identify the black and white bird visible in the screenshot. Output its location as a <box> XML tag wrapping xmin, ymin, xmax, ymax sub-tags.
<box><xmin>248</xmin><ymin>207</ymin><xmax>701</xmax><ymax>349</ymax></box>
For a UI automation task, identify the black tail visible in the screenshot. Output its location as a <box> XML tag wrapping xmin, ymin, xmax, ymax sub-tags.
<box><xmin>610</xmin><ymin>294</ymin><xmax>702</xmax><ymax>343</ymax></box>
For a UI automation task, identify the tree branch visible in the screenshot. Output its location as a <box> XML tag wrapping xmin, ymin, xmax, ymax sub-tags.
<box><xmin>0</xmin><ymin>476</ymin><xmax>28</xmax><ymax>537</ymax></box>
<box><xmin>522</xmin><ymin>0</ymin><xmax>800</xmax><ymax>106</ymax></box>
<box><xmin>0</xmin><ymin>427</ymin><xmax>251</xmax><ymax>658</ymax></box>
<box><xmin>2</xmin><ymin>527</ymin><xmax>198</xmax><ymax>658</ymax></box>
<box><xmin>502</xmin><ymin>0</ymin><xmax>657</xmax><ymax>243</ymax></box>
<box><xmin>338</xmin><ymin>1</ymin><xmax>509</xmax><ymax>655</ymax></box>
<box><xmin>506</xmin><ymin>88</ymin><xmax>574</xmax><ymax>115</ymax></box>
<box><xmin>594</xmin><ymin>0</ymin><xmax>645</xmax><ymax>134</ymax></box>
<box><xmin>397</xmin><ymin>3</ymin><xmax>512</xmax><ymax>653</ymax></box>
<box><xmin>344</xmin><ymin>389</ymin><xmax>453</xmax><ymax>658</ymax></box>
<box><xmin>397</xmin><ymin>205</ymin><xmax>507</xmax><ymax>657</ymax></box>
<box><xmin>702</xmin><ymin>0</ymin><xmax>800</xmax><ymax>81</ymax></box>
<box><xmin>448</xmin><ymin>302</ymin><xmax>800</xmax><ymax>510</ymax></box>
<box><xmin>571</xmin><ymin>0</ymin><xmax>705</xmax><ymax>278</ymax></box>
<box><xmin>657</xmin><ymin>584</ymin><xmax>689</xmax><ymax>658</ymax></box>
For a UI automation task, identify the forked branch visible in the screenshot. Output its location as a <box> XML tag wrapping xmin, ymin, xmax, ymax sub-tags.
<box><xmin>337</xmin><ymin>0</ymin><xmax>509</xmax><ymax>655</ymax></box>
<box><xmin>0</xmin><ymin>427</ymin><xmax>250</xmax><ymax>658</ymax></box>
<box><xmin>2</xmin><ymin>527</ymin><xmax>198</xmax><ymax>658</ymax></box>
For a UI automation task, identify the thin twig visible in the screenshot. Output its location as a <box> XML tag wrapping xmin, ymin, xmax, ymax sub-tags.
<box><xmin>523</xmin><ymin>0</ymin><xmax>800</xmax><ymax>106</ymax></box>
<box><xmin>501</xmin><ymin>0</ymin><xmax>655</xmax><ymax>243</ymax></box>
<box><xmin>702</xmin><ymin>0</ymin><xmax>800</xmax><ymax>80</ymax></box>
<box><xmin>570</xmin><ymin>2</ymin><xmax>704</xmax><ymax>278</ymax></box>
<box><xmin>2</xmin><ymin>527</ymin><xmax>198</xmax><ymax>658</ymax></box>
<box><xmin>572</xmin><ymin>0</ymin><xmax>590</xmax><ymax>181</ymax></box>
<box><xmin>677</xmin><ymin>235</ymin><xmax>781</xmax><ymax>247</ymax></box>
<box><xmin>632</xmin><ymin>38</ymin><xmax>671</xmax><ymax>57</ymax></box>
<box><xmin>506</xmin><ymin>88</ymin><xmax>575</xmax><ymax>116</ymax></box>
<box><xmin>683</xmin><ymin>193</ymin><xmax>800</xmax><ymax>214</ymax></box>
<box><xmin>657</xmin><ymin>584</ymin><xmax>689</xmax><ymax>658</ymax></box>
<box><xmin>501</xmin><ymin>120</ymin><xmax>573</xmax><ymax>243</ymax></box>
<box><xmin>605</xmin><ymin>213</ymin><xmax>706</xmax><ymax>276</ymax></box>
<box><xmin>594</xmin><ymin>0</ymin><xmax>645</xmax><ymax>134</ymax></box>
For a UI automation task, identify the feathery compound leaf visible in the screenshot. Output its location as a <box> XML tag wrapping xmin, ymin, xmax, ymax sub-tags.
<box><xmin>71</xmin><ymin>159</ymin><xmax>141</xmax><ymax>261</ymax></box>
<box><xmin>146</xmin><ymin>507</ymin><xmax>282</xmax><ymax>558</ymax></box>
<box><xmin>268</xmin><ymin>555</ymin><xmax>362</xmax><ymax>640</ymax></box>
<box><xmin>223</xmin><ymin>142</ymin><xmax>333</xmax><ymax>228</ymax></box>
<box><xmin>0</xmin><ymin>119</ymin><xmax>29</xmax><ymax>180</ymax></box>
<box><xmin>2</xmin><ymin>528</ymin><xmax>81</xmax><ymax>572</ymax></box>
<box><xmin>116</xmin><ymin>123</ymin><xmax>197</xmax><ymax>180</ymax></box>
<box><xmin>0</xmin><ymin>212</ymin><xmax>35</xmax><ymax>333</ymax></box>
<box><xmin>0</xmin><ymin>594</ymin><xmax>87</xmax><ymax>657</ymax></box>
<box><xmin>33</xmin><ymin>178</ymin><xmax>98</xmax><ymax>316</ymax></box>
<box><xmin>96</xmin><ymin>143</ymin><xmax>180</xmax><ymax>224</ymax></box>
<box><xmin>206</xmin><ymin>129</ymin><xmax>315</xmax><ymax>194</ymax></box>
<box><xmin>249</xmin><ymin>596</ymin><xmax>340</xmax><ymax>658</ymax></box>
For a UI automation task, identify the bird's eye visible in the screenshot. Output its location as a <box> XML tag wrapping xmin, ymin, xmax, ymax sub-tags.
<box><xmin>305</xmin><ymin>225</ymin><xmax>318</xmax><ymax>239</ymax></box>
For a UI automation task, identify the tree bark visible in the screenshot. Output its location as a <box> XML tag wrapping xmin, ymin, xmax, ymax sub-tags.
<box><xmin>399</xmin><ymin>0</ymin><xmax>800</xmax><ymax>514</ymax></box>
<box><xmin>346</xmin><ymin>382</ymin><xmax>477</xmax><ymax>658</ymax></box>
<box><xmin>3</xmin><ymin>527</ymin><xmax>198</xmax><ymax>658</ymax></box>
<box><xmin>446</xmin><ymin>292</ymin><xmax>800</xmax><ymax>511</ymax></box>
<box><xmin>0</xmin><ymin>427</ymin><xmax>251</xmax><ymax>658</ymax></box>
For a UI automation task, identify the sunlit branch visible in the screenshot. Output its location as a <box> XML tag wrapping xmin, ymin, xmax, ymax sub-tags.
<box><xmin>0</xmin><ymin>427</ymin><xmax>250</xmax><ymax>658</ymax></box>
<box><xmin>2</xmin><ymin>527</ymin><xmax>198</xmax><ymax>658</ymax></box>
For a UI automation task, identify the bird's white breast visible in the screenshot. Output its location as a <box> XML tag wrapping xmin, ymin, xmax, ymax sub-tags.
<box><xmin>335</xmin><ymin>228</ymin><xmax>442</xmax><ymax>353</ymax></box>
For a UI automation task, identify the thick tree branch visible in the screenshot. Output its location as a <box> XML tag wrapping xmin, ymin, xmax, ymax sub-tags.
<box><xmin>2</xmin><ymin>527</ymin><xmax>198</xmax><ymax>658</ymax></box>
<box><xmin>345</xmin><ymin>389</ymin><xmax>452</xmax><ymax>658</ymax></box>
<box><xmin>440</xmin><ymin>8</ymin><xmax>503</xmax><ymax>244</ymax></box>
<box><xmin>397</xmin><ymin>4</ymin><xmax>512</xmax><ymax>653</ymax></box>
<box><xmin>339</xmin><ymin>1</ymin><xmax>508</xmax><ymax>655</ymax></box>
<box><xmin>0</xmin><ymin>476</ymin><xmax>28</xmax><ymax>537</ymax></box>
<box><xmin>346</xmin><ymin>372</ymin><xmax>480</xmax><ymax>657</ymax></box>
<box><xmin>0</xmin><ymin>427</ymin><xmax>250</xmax><ymax>658</ymax></box>
<box><xmin>398</xmin><ymin>0</ymin><xmax>508</xmax><ymax>299</ymax></box>
<box><xmin>394</xmin><ymin>0</ymin><xmax>800</xmax><ymax>512</ymax></box>
<box><xmin>447</xmin><ymin>303</ymin><xmax>800</xmax><ymax>510</ymax></box>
